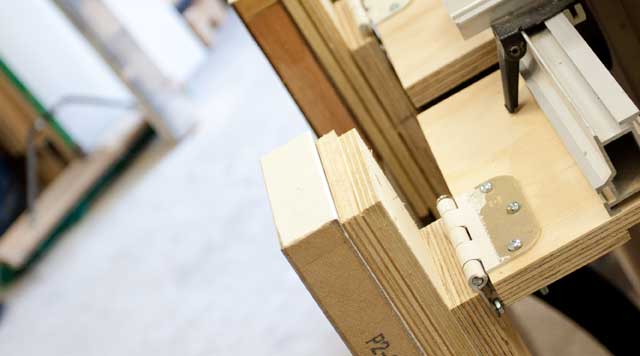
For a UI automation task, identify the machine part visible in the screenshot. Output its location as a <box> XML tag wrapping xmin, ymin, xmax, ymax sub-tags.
<box><xmin>490</xmin><ymin>0</ymin><xmax>576</xmax><ymax>112</ymax></box>
<box><xmin>444</xmin><ymin>0</ymin><xmax>533</xmax><ymax>39</ymax></box>
<box><xmin>437</xmin><ymin>176</ymin><xmax>541</xmax><ymax>314</ymax></box>
<box><xmin>520</xmin><ymin>12</ymin><xmax>640</xmax><ymax>210</ymax></box>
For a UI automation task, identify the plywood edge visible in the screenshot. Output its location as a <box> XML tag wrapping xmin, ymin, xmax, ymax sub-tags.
<box><xmin>298</xmin><ymin>0</ymin><xmax>435</xmax><ymax>218</ymax></box>
<box><xmin>263</xmin><ymin>130</ymin><xmax>425</xmax><ymax>355</ymax></box>
<box><xmin>407</xmin><ymin>39</ymin><xmax>497</xmax><ymax>107</ymax></box>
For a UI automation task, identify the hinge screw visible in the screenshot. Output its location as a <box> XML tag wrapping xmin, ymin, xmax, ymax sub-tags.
<box><xmin>506</xmin><ymin>201</ymin><xmax>521</xmax><ymax>214</ymax></box>
<box><xmin>507</xmin><ymin>239</ymin><xmax>523</xmax><ymax>252</ymax></box>
<box><xmin>479</xmin><ymin>181</ymin><xmax>493</xmax><ymax>193</ymax></box>
<box><xmin>471</xmin><ymin>276</ymin><xmax>486</xmax><ymax>288</ymax></box>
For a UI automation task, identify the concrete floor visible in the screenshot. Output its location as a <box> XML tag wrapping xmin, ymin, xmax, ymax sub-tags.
<box><xmin>0</xmin><ymin>11</ymin><xmax>612</xmax><ymax>356</ymax></box>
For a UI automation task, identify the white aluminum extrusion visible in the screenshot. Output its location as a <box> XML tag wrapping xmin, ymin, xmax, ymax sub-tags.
<box><xmin>443</xmin><ymin>0</ymin><xmax>534</xmax><ymax>38</ymax></box>
<box><xmin>520</xmin><ymin>13</ymin><xmax>640</xmax><ymax>209</ymax></box>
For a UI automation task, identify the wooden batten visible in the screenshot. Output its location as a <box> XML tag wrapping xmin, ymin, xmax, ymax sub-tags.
<box><xmin>262</xmin><ymin>132</ymin><xmax>423</xmax><ymax>355</ymax></box>
<box><xmin>232</xmin><ymin>0</ymin><xmax>357</xmax><ymax>136</ymax></box>
<box><xmin>334</xmin><ymin>0</ymin><xmax>450</xmax><ymax>202</ymax></box>
<box><xmin>316</xmin><ymin>130</ymin><xmax>473</xmax><ymax>355</ymax></box>
<box><xmin>286</xmin><ymin>0</ymin><xmax>440</xmax><ymax>219</ymax></box>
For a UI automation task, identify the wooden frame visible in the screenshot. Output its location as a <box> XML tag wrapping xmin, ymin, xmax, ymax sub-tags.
<box><xmin>235</xmin><ymin>0</ymin><xmax>499</xmax><ymax>220</ymax></box>
<box><xmin>263</xmin><ymin>71</ymin><xmax>640</xmax><ymax>354</ymax></box>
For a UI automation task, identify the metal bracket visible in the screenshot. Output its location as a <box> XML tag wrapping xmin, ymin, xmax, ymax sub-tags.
<box><xmin>437</xmin><ymin>176</ymin><xmax>541</xmax><ymax>315</ymax></box>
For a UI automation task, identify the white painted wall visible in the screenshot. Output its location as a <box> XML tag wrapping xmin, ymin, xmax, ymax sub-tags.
<box><xmin>0</xmin><ymin>0</ymin><xmax>132</xmax><ymax>151</ymax></box>
<box><xmin>104</xmin><ymin>0</ymin><xmax>207</xmax><ymax>84</ymax></box>
<box><xmin>0</xmin><ymin>0</ymin><xmax>206</xmax><ymax>151</ymax></box>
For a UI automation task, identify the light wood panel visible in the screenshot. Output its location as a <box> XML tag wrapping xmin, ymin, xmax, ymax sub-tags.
<box><xmin>419</xmin><ymin>71</ymin><xmax>638</xmax><ymax>306</ymax></box>
<box><xmin>377</xmin><ymin>0</ymin><xmax>497</xmax><ymax>107</ymax></box>
<box><xmin>232</xmin><ymin>0</ymin><xmax>357</xmax><ymax>136</ymax></box>
<box><xmin>262</xmin><ymin>132</ymin><xmax>422</xmax><ymax>356</ymax></box>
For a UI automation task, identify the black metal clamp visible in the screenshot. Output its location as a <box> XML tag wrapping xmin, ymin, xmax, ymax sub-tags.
<box><xmin>491</xmin><ymin>0</ymin><xmax>576</xmax><ymax>113</ymax></box>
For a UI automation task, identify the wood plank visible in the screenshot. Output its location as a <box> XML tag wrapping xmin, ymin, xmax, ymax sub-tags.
<box><xmin>262</xmin><ymin>132</ymin><xmax>422</xmax><ymax>355</ymax></box>
<box><xmin>334</xmin><ymin>1</ymin><xmax>450</xmax><ymax>201</ymax></box>
<box><xmin>317</xmin><ymin>130</ymin><xmax>475</xmax><ymax>355</ymax></box>
<box><xmin>0</xmin><ymin>117</ymin><xmax>147</xmax><ymax>268</ymax></box>
<box><xmin>396</xmin><ymin>117</ymin><xmax>449</xmax><ymax>197</ymax></box>
<box><xmin>233</xmin><ymin>0</ymin><xmax>357</xmax><ymax>136</ymax></box>
<box><xmin>335</xmin><ymin>0</ymin><xmax>416</xmax><ymax>123</ymax></box>
<box><xmin>297</xmin><ymin>0</ymin><xmax>438</xmax><ymax>218</ymax></box>
<box><xmin>377</xmin><ymin>0</ymin><xmax>496</xmax><ymax>107</ymax></box>
<box><xmin>419</xmin><ymin>71</ymin><xmax>637</xmax><ymax>306</ymax></box>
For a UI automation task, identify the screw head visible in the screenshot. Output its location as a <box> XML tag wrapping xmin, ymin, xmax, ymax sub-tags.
<box><xmin>509</xmin><ymin>45</ymin><xmax>522</xmax><ymax>57</ymax></box>
<box><xmin>471</xmin><ymin>276</ymin><xmax>486</xmax><ymax>288</ymax></box>
<box><xmin>493</xmin><ymin>299</ymin><xmax>505</xmax><ymax>315</ymax></box>
<box><xmin>506</xmin><ymin>201</ymin><xmax>521</xmax><ymax>214</ymax></box>
<box><xmin>479</xmin><ymin>181</ymin><xmax>493</xmax><ymax>193</ymax></box>
<box><xmin>507</xmin><ymin>239</ymin><xmax>523</xmax><ymax>252</ymax></box>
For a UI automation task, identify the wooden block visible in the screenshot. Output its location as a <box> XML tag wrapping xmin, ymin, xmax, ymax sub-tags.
<box><xmin>316</xmin><ymin>130</ymin><xmax>473</xmax><ymax>355</ymax></box>
<box><xmin>232</xmin><ymin>0</ymin><xmax>356</xmax><ymax>136</ymax></box>
<box><xmin>262</xmin><ymin>132</ymin><xmax>422</xmax><ymax>355</ymax></box>
<box><xmin>419</xmin><ymin>71</ymin><xmax>637</xmax><ymax>305</ymax></box>
<box><xmin>377</xmin><ymin>0</ymin><xmax>497</xmax><ymax>107</ymax></box>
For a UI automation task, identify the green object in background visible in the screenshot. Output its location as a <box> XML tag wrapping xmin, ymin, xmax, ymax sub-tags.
<box><xmin>0</xmin><ymin>56</ymin><xmax>76</xmax><ymax>150</ymax></box>
<box><xmin>0</xmin><ymin>126</ymin><xmax>154</xmax><ymax>289</ymax></box>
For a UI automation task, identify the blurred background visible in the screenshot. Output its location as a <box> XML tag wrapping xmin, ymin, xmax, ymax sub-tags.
<box><xmin>0</xmin><ymin>1</ymin><xmax>631</xmax><ymax>355</ymax></box>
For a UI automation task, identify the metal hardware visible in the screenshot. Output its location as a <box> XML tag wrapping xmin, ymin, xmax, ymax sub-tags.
<box><xmin>361</xmin><ymin>0</ymin><xmax>411</xmax><ymax>26</ymax></box>
<box><xmin>479</xmin><ymin>181</ymin><xmax>493</xmax><ymax>193</ymax></box>
<box><xmin>506</xmin><ymin>201</ymin><xmax>521</xmax><ymax>214</ymax></box>
<box><xmin>437</xmin><ymin>176</ymin><xmax>541</xmax><ymax>314</ymax></box>
<box><xmin>507</xmin><ymin>239</ymin><xmax>522</xmax><ymax>251</ymax></box>
<box><xmin>520</xmin><ymin>12</ymin><xmax>640</xmax><ymax>211</ymax></box>
<box><xmin>491</xmin><ymin>0</ymin><xmax>576</xmax><ymax>113</ymax></box>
